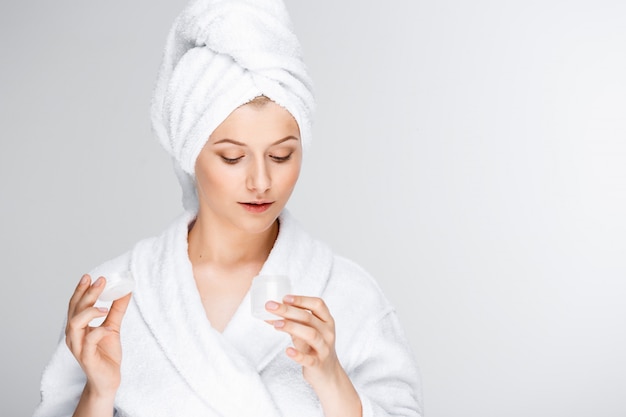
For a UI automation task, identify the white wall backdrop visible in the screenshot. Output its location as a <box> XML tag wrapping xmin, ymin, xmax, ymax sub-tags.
<box><xmin>1</xmin><ymin>1</ymin><xmax>624</xmax><ymax>416</ymax></box>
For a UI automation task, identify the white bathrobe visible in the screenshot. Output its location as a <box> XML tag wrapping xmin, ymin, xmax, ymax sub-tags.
<box><xmin>34</xmin><ymin>210</ymin><xmax>423</xmax><ymax>417</ymax></box>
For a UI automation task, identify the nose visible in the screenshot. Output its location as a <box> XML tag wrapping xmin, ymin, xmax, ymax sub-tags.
<box><xmin>246</xmin><ymin>156</ymin><xmax>271</xmax><ymax>193</ymax></box>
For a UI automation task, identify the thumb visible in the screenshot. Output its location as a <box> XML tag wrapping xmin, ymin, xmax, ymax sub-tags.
<box><xmin>102</xmin><ymin>293</ymin><xmax>132</xmax><ymax>331</ymax></box>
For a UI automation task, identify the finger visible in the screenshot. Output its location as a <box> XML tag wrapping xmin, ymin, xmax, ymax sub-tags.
<box><xmin>265</xmin><ymin>300</ymin><xmax>324</xmax><ymax>330</ymax></box>
<box><xmin>273</xmin><ymin>320</ymin><xmax>329</xmax><ymax>358</ymax></box>
<box><xmin>81</xmin><ymin>326</ymin><xmax>118</xmax><ymax>366</ymax></box>
<box><xmin>282</xmin><ymin>295</ymin><xmax>333</xmax><ymax>323</ymax></box>
<box><xmin>291</xmin><ymin>336</ymin><xmax>312</xmax><ymax>356</ymax></box>
<box><xmin>285</xmin><ymin>346</ymin><xmax>317</xmax><ymax>367</ymax></box>
<box><xmin>73</xmin><ymin>276</ymin><xmax>107</xmax><ymax>313</ymax></box>
<box><xmin>102</xmin><ymin>292</ymin><xmax>132</xmax><ymax>331</ymax></box>
<box><xmin>68</xmin><ymin>274</ymin><xmax>91</xmax><ymax>318</ymax></box>
<box><xmin>66</xmin><ymin>306</ymin><xmax>109</xmax><ymax>353</ymax></box>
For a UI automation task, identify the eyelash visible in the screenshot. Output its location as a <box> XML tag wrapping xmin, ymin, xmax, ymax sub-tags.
<box><xmin>220</xmin><ymin>153</ymin><xmax>292</xmax><ymax>164</ymax></box>
<box><xmin>221</xmin><ymin>156</ymin><xmax>243</xmax><ymax>164</ymax></box>
<box><xmin>271</xmin><ymin>153</ymin><xmax>292</xmax><ymax>163</ymax></box>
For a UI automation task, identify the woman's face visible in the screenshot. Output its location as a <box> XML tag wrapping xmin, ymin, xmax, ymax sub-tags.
<box><xmin>194</xmin><ymin>100</ymin><xmax>302</xmax><ymax>234</ymax></box>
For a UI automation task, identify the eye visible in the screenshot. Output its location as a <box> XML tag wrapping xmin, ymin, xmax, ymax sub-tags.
<box><xmin>270</xmin><ymin>153</ymin><xmax>293</xmax><ymax>163</ymax></box>
<box><xmin>221</xmin><ymin>155</ymin><xmax>244</xmax><ymax>164</ymax></box>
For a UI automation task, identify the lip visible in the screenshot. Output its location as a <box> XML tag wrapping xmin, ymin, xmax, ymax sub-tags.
<box><xmin>239</xmin><ymin>201</ymin><xmax>274</xmax><ymax>213</ymax></box>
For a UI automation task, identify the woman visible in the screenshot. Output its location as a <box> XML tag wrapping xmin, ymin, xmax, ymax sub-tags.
<box><xmin>34</xmin><ymin>1</ymin><xmax>422</xmax><ymax>416</ymax></box>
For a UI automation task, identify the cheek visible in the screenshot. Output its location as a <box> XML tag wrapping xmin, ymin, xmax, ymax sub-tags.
<box><xmin>277</xmin><ymin>161</ymin><xmax>301</xmax><ymax>192</ymax></box>
<box><xmin>196</xmin><ymin>162</ymin><xmax>239</xmax><ymax>198</ymax></box>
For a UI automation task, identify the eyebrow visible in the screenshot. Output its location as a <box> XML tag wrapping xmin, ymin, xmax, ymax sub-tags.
<box><xmin>212</xmin><ymin>136</ymin><xmax>299</xmax><ymax>147</ymax></box>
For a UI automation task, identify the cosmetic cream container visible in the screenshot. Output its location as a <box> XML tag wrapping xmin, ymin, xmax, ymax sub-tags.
<box><xmin>250</xmin><ymin>274</ymin><xmax>291</xmax><ymax>320</ymax></box>
<box><xmin>98</xmin><ymin>271</ymin><xmax>135</xmax><ymax>302</ymax></box>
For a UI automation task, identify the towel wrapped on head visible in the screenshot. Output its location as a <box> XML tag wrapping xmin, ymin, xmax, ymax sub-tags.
<box><xmin>151</xmin><ymin>0</ymin><xmax>315</xmax><ymax>211</ymax></box>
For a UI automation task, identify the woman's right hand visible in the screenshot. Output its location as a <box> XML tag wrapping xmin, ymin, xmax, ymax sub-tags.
<box><xmin>65</xmin><ymin>274</ymin><xmax>132</xmax><ymax>398</ymax></box>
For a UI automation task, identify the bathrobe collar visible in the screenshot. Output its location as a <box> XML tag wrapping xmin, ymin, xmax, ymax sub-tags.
<box><xmin>129</xmin><ymin>209</ymin><xmax>333</xmax><ymax>415</ymax></box>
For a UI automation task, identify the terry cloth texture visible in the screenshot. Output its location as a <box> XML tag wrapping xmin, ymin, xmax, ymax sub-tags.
<box><xmin>33</xmin><ymin>210</ymin><xmax>423</xmax><ymax>417</ymax></box>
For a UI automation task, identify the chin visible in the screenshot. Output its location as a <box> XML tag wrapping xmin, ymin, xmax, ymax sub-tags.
<box><xmin>236</xmin><ymin>218</ymin><xmax>278</xmax><ymax>236</ymax></box>
<box><xmin>234</xmin><ymin>208</ymin><xmax>282</xmax><ymax>235</ymax></box>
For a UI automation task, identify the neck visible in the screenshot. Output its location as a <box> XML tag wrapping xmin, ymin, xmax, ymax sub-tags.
<box><xmin>187</xmin><ymin>211</ymin><xmax>279</xmax><ymax>268</ymax></box>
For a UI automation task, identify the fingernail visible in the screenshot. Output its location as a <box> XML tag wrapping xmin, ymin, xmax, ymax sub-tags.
<box><xmin>273</xmin><ymin>320</ymin><xmax>285</xmax><ymax>328</ymax></box>
<box><xmin>266</xmin><ymin>301</ymin><xmax>279</xmax><ymax>311</ymax></box>
<box><xmin>79</xmin><ymin>275</ymin><xmax>89</xmax><ymax>285</ymax></box>
<box><xmin>93</xmin><ymin>277</ymin><xmax>104</xmax><ymax>287</ymax></box>
<box><xmin>283</xmin><ymin>295</ymin><xmax>294</xmax><ymax>304</ymax></box>
<box><xmin>97</xmin><ymin>307</ymin><xmax>109</xmax><ymax>313</ymax></box>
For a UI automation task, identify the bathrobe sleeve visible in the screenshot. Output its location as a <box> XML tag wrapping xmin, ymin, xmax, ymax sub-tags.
<box><xmin>32</xmin><ymin>329</ymin><xmax>86</xmax><ymax>417</ymax></box>
<box><xmin>33</xmin><ymin>252</ymin><xmax>131</xmax><ymax>417</ymax></box>
<box><xmin>351</xmin><ymin>309</ymin><xmax>423</xmax><ymax>417</ymax></box>
<box><xmin>327</xmin><ymin>256</ymin><xmax>423</xmax><ymax>417</ymax></box>
<box><xmin>34</xmin><ymin>337</ymin><xmax>127</xmax><ymax>417</ymax></box>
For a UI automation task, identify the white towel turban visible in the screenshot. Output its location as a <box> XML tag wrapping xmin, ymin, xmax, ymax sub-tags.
<box><xmin>151</xmin><ymin>0</ymin><xmax>315</xmax><ymax>211</ymax></box>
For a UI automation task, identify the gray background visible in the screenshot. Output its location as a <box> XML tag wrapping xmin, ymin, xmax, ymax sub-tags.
<box><xmin>2</xmin><ymin>0</ymin><xmax>625</xmax><ymax>416</ymax></box>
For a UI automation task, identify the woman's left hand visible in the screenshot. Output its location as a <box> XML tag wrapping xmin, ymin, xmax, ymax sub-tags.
<box><xmin>265</xmin><ymin>295</ymin><xmax>362</xmax><ymax>416</ymax></box>
<box><xmin>265</xmin><ymin>295</ymin><xmax>338</xmax><ymax>383</ymax></box>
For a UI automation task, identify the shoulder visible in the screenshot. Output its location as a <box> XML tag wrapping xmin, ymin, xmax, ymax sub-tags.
<box><xmin>324</xmin><ymin>254</ymin><xmax>395</xmax><ymax>330</ymax></box>
<box><xmin>329</xmin><ymin>255</ymin><xmax>392</xmax><ymax>309</ymax></box>
<box><xmin>86</xmin><ymin>211</ymin><xmax>193</xmax><ymax>278</ymax></box>
<box><xmin>87</xmin><ymin>250</ymin><xmax>133</xmax><ymax>279</ymax></box>
<box><xmin>323</xmin><ymin>254</ymin><xmax>409</xmax><ymax>371</ymax></box>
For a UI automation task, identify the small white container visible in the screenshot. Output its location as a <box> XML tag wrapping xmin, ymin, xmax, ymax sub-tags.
<box><xmin>250</xmin><ymin>274</ymin><xmax>291</xmax><ymax>320</ymax></box>
<box><xmin>98</xmin><ymin>271</ymin><xmax>135</xmax><ymax>302</ymax></box>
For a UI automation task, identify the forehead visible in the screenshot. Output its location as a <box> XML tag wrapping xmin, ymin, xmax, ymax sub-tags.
<box><xmin>209</xmin><ymin>100</ymin><xmax>301</xmax><ymax>146</ymax></box>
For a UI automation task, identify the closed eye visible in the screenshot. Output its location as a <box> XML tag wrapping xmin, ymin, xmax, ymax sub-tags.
<box><xmin>270</xmin><ymin>153</ymin><xmax>293</xmax><ymax>163</ymax></box>
<box><xmin>221</xmin><ymin>155</ymin><xmax>244</xmax><ymax>164</ymax></box>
